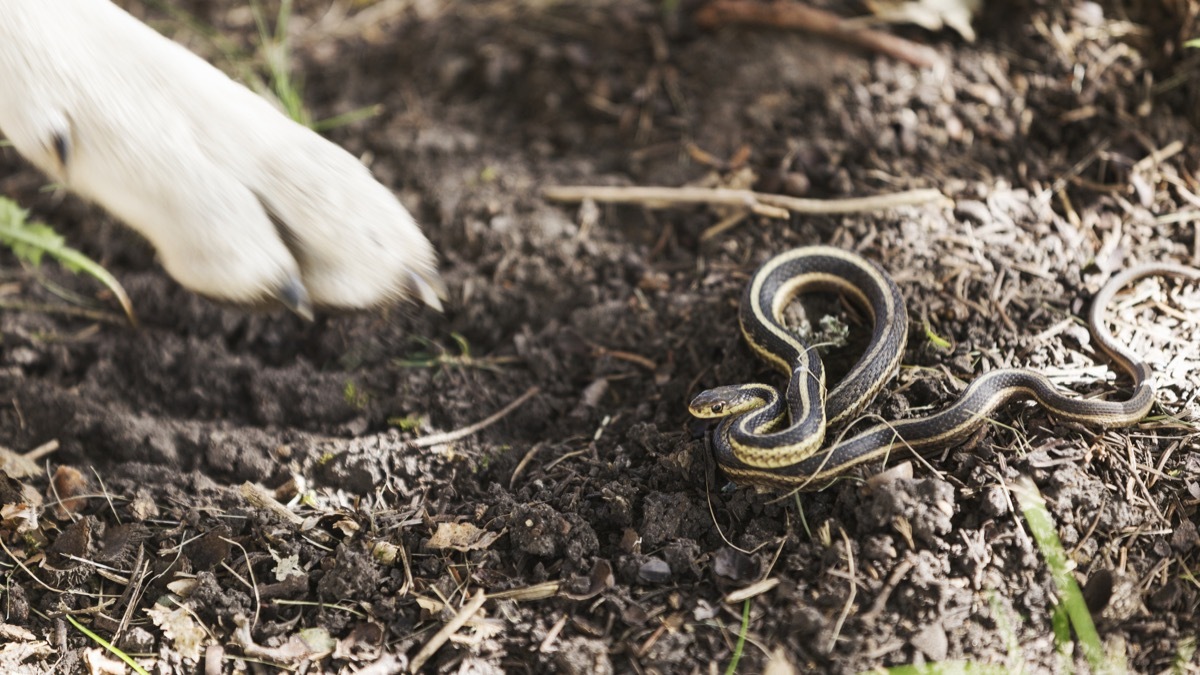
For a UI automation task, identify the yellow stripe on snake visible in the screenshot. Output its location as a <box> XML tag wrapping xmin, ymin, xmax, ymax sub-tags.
<box><xmin>689</xmin><ymin>246</ymin><xmax>1199</xmax><ymax>489</ymax></box>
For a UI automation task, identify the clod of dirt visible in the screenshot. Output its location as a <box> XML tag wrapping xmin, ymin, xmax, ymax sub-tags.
<box><xmin>117</xmin><ymin>627</ymin><xmax>155</xmax><ymax>656</ymax></box>
<box><xmin>856</xmin><ymin>478</ymin><xmax>955</xmax><ymax>547</ymax></box>
<box><xmin>638</xmin><ymin>491</ymin><xmax>710</xmax><ymax>546</ymax></box>
<box><xmin>1147</xmin><ymin>580</ymin><xmax>1191</xmax><ymax>613</ymax></box>
<box><xmin>552</xmin><ymin>637</ymin><xmax>614</xmax><ymax>675</ymax></box>
<box><xmin>185</xmin><ymin>528</ymin><xmax>232</xmax><ymax>571</ymax></box>
<box><xmin>0</xmin><ymin>471</ymin><xmax>36</xmax><ymax>508</ymax></box>
<box><xmin>96</xmin><ymin>522</ymin><xmax>149</xmax><ymax>566</ymax></box>
<box><xmin>187</xmin><ymin>571</ymin><xmax>252</xmax><ymax>629</ymax></box>
<box><xmin>978</xmin><ymin>484</ymin><xmax>1009</xmax><ymax>518</ymax></box>
<box><xmin>860</xmin><ymin>534</ymin><xmax>899</xmax><ymax>562</ymax></box>
<box><xmin>1170</xmin><ymin>518</ymin><xmax>1199</xmax><ymax>554</ymax></box>
<box><xmin>127</xmin><ymin>489</ymin><xmax>160</xmax><ymax>521</ymax></box>
<box><xmin>910</xmin><ymin>622</ymin><xmax>949</xmax><ymax>662</ymax></box>
<box><xmin>509</xmin><ymin>502</ymin><xmax>599</xmax><ymax>563</ymax></box>
<box><xmin>313</xmin><ymin>446</ymin><xmax>387</xmax><ymax>494</ymax></box>
<box><xmin>713</xmin><ymin>546</ymin><xmax>758</xmax><ymax>582</ymax></box>
<box><xmin>2</xmin><ymin>583</ymin><xmax>29</xmax><ymax>624</ymax></box>
<box><xmin>317</xmin><ymin>543</ymin><xmax>383</xmax><ymax>601</ymax></box>
<box><xmin>45</xmin><ymin>516</ymin><xmax>93</xmax><ymax>570</ymax></box>
<box><xmin>42</xmin><ymin>517</ymin><xmax>96</xmax><ymax>588</ymax></box>
<box><xmin>663</xmin><ymin>539</ymin><xmax>703</xmax><ymax>579</ymax></box>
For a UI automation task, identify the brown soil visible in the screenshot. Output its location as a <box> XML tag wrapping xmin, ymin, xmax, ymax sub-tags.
<box><xmin>3</xmin><ymin>1</ymin><xmax>1200</xmax><ymax>672</ymax></box>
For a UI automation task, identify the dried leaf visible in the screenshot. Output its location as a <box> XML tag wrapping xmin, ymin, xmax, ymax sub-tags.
<box><xmin>146</xmin><ymin>605</ymin><xmax>206</xmax><ymax>662</ymax></box>
<box><xmin>0</xmin><ymin>447</ymin><xmax>40</xmax><ymax>479</ymax></box>
<box><xmin>427</xmin><ymin>522</ymin><xmax>502</xmax><ymax>552</ymax></box>
<box><xmin>270</xmin><ymin>548</ymin><xmax>304</xmax><ymax>582</ymax></box>
<box><xmin>333</xmin><ymin>518</ymin><xmax>361</xmax><ymax>537</ymax></box>
<box><xmin>166</xmin><ymin>579</ymin><xmax>198</xmax><ymax>598</ymax></box>
<box><xmin>866</xmin><ymin>0</ymin><xmax>981</xmax><ymax>42</ymax></box>
<box><xmin>763</xmin><ymin>646</ymin><xmax>799</xmax><ymax>675</ymax></box>
<box><xmin>371</xmin><ymin>540</ymin><xmax>399</xmax><ymax>565</ymax></box>
<box><xmin>297</xmin><ymin>628</ymin><xmax>336</xmax><ymax>655</ymax></box>
<box><xmin>47</xmin><ymin>517</ymin><xmax>93</xmax><ymax>569</ymax></box>
<box><xmin>50</xmin><ymin>466</ymin><xmax>89</xmax><ymax>519</ymax></box>
<box><xmin>0</xmin><ymin>624</ymin><xmax>37</xmax><ymax>641</ymax></box>
<box><xmin>233</xmin><ymin>614</ymin><xmax>334</xmax><ymax>664</ymax></box>
<box><xmin>127</xmin><ymin>490</ymin><xmax>159</xmax><ymax>521</ymax></box>
<box><xmin>332</xmin><ymin>622</ymin><xmax>384</xmax><ymax>662</ymax></box>
<box><xmin>83</xmin><ymin>647</ymin><xmax>128</xmax><ymax>675</ymax></box>
<box><xmin>1</xmin><ymin>502</ymin><xmax>40</xmax><ymax>534</ymax></box>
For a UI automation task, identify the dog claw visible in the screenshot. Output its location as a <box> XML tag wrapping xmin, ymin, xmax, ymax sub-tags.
<box><xmin>411</xmin><ymin>271</ymin><xmax>447</xmax><ymax>313</ymax></box>
<box><xmin>277</xmin><ymin>276</ymin><xmax>314</xmax><ymax>321</ymax></box>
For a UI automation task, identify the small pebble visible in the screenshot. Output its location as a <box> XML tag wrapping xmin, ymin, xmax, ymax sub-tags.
<box><xmin>638</xmin><ymin>557</ymin><xmax>671</xmax><ymax>584</ymax></box>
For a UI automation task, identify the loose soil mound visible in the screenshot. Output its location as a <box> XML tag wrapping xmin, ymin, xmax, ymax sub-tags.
<box><xmin>2</xmin><ymin>1</ymin><xmax>1198</xmax><ymax>672</ymax></box>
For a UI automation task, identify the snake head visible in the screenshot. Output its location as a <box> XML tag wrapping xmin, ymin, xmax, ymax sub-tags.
<box><xmin>688</xmin><ymin>384</ymin><xmax>777</xmax><ymax>419</ymax></box>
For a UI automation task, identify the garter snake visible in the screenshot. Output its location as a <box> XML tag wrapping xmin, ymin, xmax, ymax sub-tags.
<box><xmin>689</xmin><ymin>246</ymin><xmax>1199</xmax><ymax>489</ymax></box>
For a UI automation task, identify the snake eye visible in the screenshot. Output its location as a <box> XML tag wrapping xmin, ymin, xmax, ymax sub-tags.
<box><xmin>710</xmin><ymin>403</ymin><xmax>725</xmax><ymax>414</ymax></box>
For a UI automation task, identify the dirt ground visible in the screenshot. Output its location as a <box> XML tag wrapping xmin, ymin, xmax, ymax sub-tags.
<box><xmin>3</xmin><ymin>0</ymin><xmax>1200</xmax><ymax>672</ymax></box>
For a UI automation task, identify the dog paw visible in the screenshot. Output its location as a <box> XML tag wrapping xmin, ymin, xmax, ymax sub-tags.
<box><xmin>0</xmin><ymin>0</ymin><xmax>442</xmax><ymax>314</ymax></box>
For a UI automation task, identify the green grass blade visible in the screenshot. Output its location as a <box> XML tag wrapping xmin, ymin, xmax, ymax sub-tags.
<box><xmin>66</xmin><ymin>614</ymin><xmax>151</xmax><ymax>675</ymax></box>
<box><xmin>922</xmin><ymin>318</ymin><xmax>953</xmax><ymax>350</ymax></box>
<box><xmin>1014</xmin><ymin>478</ymin><xmax>1111</xmax><ymax>672</ymax></box>
<box><xmin>311</xmin><ymin>104</ymin><xmax>384</xmax><ymax>132</ymax></box>
<box><xmin>1051</xmin><ymin>604</ymin><xmax>1073</xmax><ymax>671</ymax></box>
<box><xmin>724</xmin><ymin>599</ymin><xmax>750</xmax><ymax>675</ymax></box>
<box><xmin>986</xmin><ymin>591</ymin><xmax>1022</xmax><ymax>667</ymax></box>
<box><xmin>880</xmin><ymin>663</ymin><xmax>1015</xmax><ymax>674</ymax></box>
<box><xmin>1174</xmin><ymin>636</ymin><xmax>1197</xmax><ymax>674</ymax></box>
<box><xmin>0</xmin><ymin>197</ymin><xmax>136</xmax><ymax>325</ymax></box>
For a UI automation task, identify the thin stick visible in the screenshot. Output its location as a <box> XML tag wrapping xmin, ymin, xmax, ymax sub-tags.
<box><xmin>239</xmin><ymin>482</ymin><xmax>304</xmax><ymax>527</ymax></box>
<box><xmin>0</xmin><ymin>536</ymin><xmax>76</xmax><ymax>595</ymax></box>
<box><xmin>694</xmin><ymin>0</ymin><xmax>944</xmax><ymax>69</ymax></box>
<box><xmin>409</xmin><ymin>589</ymin><xmax>487</xmax><ymax>673</ymax></box>
<box><xmin>0</xmin><ymin>300</ymin><xmax>129</xmax><ymax>325</ymax></box>
<box><xmin>113</xmin><ymin>551</ymin><xmax>148</xmax><ymax>642</ymax></box>
<box><xmin>827</xmin><ymin>527</ymin><xmax>857</xmax><ymax>653</ymax></box>
<box><xmin>24</xmin><ymin>439</ymin><xmax>60</xmax><ymax>462</ymax></box>
<box><xmin>860</xmin><ymin>556</ymin><xmax>914</xmax><ymax>624</ymax></box>
<box><xmin>238</xmin><ymin>482</ymin><xmax>334</xmax><ymax>543</ymax></box>
<box><xmin>543</xmin><ymin>185</ymin><xmax>946</xmax><ymax>218</ymax></box>
<box><xmin>510</xmin><ymin>442</ymin><xmax>547</xmax><ymax>488</ymax></box>
<box><xmin>412</xmin><ymin>386</ymin><xmax>540</xmax><ymax>448</ymax></box>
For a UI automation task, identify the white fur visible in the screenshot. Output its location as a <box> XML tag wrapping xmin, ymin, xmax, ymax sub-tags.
<box><xmin>0</xmin><ymin>0</ymin><xmax>441</xmax><ymax>313</ymax></box>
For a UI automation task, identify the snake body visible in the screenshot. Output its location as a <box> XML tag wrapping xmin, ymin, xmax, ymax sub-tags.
<box><xmin>689</xmin><ymin>246</ymin><xmax>1197</xmax><ymax>489</ymax></box>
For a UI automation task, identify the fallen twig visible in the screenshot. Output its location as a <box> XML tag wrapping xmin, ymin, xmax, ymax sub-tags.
<box><xmin>239</xmin><ymin>483</ymin><xmax>333</xmax><ymax>545</ymax></box>
<box><xmin>544</xmin><ymin>185</ymin><xmax>947</xmax><ymax>239</ymax></box>
<box><xmin>544</xmin><ymin>185</ymin><xmax>944</xmax><ymax>214</ymax></box>
<box><xmin>827</xmin><ymin>527</ymin><xmax>857</xmax><ymax>653</ymax></box>
<box><xmin>239</xmin><ymin>482</ymin><xmax>304</xmax><ymax>527</ymax></box>
<box><xmin>412</xmin><ymin>386</ymin><xmax>540</xmax><ymax>449</ymax></box>
<box><xmin>24</xmin><ymin>439</ymin><xmax>60</xmax><ymax>462</ymax></box>
<box><xmin>0</xmin><ymin>300</ymin><xmax>128</xmax><ymax>326</ymax></box>
<box><xmin>694</xmin><ymin>0</ymin><xmax>944</xmax><ymax>69</ymax></box>
<box><xmin>409</xmin><ymin>589</ymin><xmax>487</xmax><ymax>673</ymax></box>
